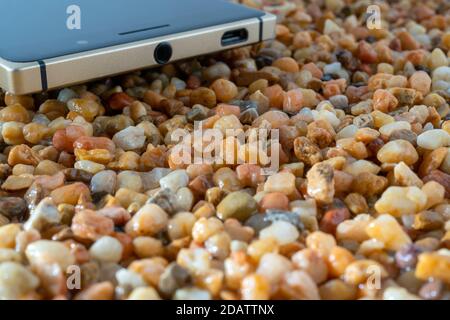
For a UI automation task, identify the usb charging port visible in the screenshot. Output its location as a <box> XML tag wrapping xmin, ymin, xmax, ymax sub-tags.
<box><xmin>221</xmin><ymin>29</ymin><xmax>249</xmax><ymax>46</ymax></box>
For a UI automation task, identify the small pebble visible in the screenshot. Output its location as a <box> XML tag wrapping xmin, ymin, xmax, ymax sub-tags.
<box><xmin>25</xmin><ymin>240</ymin><xmax>75</xmax><ymax>270</ymax></box>
<box><xmin>91</xmin><ymin>170</ymin><xmax>117</xmax><ymax>194</ymax></box>
<box><xmin>125</xmin><ymin>204</ymin><xmax>169</xmax><ymax>237</ymax></box>
<box><xmin>89</xmin><ymin>236</ymin><xmax>123</xmax><ymax>263</ymax></box>
<box><xmin>260</xmin><ymin>220</ymin><xmax>299</xmax><ymax>245</ymax></box>
<box><xmin>366</xmin><ymin>214</ymin><xmax>412</xmax><ymax>251</ymax></box>
<box><xmin>0</xmin><ymin>1</ymin><xmax>448</xmax><ymax>301</ymax></box>
<box><xmin>75</xmin><ymin>160</ymin><xmax>105</xmax><ymax>174</ymax></box>
<box><xmin>417</xmin><ymin>129</ymin><xmax>450</xmax><ymax>150</ymax></box>
<box><xmin>377</xmin><ymin>140</ymin><xmax>419</xmax><ymax>165</ymax></box>
<box><xmin>24</xmin><ymin>198</ymin><xmax>60</xmax><ymax>231</ymax></box>
<box><xmin>216</xmin><ymin>191</ymin><xmax>257</xmax><ymax>221</ymax></box>
<box><xmin>112</xmin><ymin>126</ymin><xmax>146</xmax><ymax>151</ymax></box>
<box><xmin>160</xmin><ymin>170</ymin><xmax>189</xmax><ymax>192</ymax></box>
<box><xmin>0</xmin><ymin>197</ymin><xmax>27</xmax><ymax>220</ymax></box>
<box><xmin>264</xmin><ymin>172</ymin><xmax>296</xmax><ymax>196</ymax></box>
<box><xmin>0</xmin><ymin>262</ymin><xmax>40</xmax><ymax>299</ymax></box>
<box><xmin>307</xmin><ymin>163</ymin><xmax>335</xmax><ymax>204</ymax></box>
<box><xmin>415</xmin><ymin>250</ymin><xmax>450</xmax><ymax>284</ymax></box>
<box><xmin>375</xmin><ymin>186</ymin><xmax>427</xmax><ymax>217</ymax></box>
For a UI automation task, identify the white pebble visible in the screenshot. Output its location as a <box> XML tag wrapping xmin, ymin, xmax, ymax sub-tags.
<box><xmin>230</xmin><ymin>240</ymin><xmax>248</xmax><ymax>253</ymax></box>
<box><xmin>0</xmin><ymin>248</ymin><xmax>22</xmax><ymax>263</ymax></box>
<box><xmin>117</xmin><ymin>171</ymin><xmax>143</xmax><ymax>192</ymax></box>
<box><xmin>257</xmin><ymin>253</ymin><xmax>293</xmax><ymax>288</ymax></box>
<box><xmin>379</xmin><ymin>121</ymin><xmax>411</xmax><ymax>136</ymax></box>
<box><xmin>113</xmin><ymin>126</ymin><xmax>146</xmax><ymax>151</ymax></box>
<box><xmin>323</xmin><ymin>19</ymin><xmax>343</xmax><ymax>35</ymax></box>
<box><xmin>74</xmin><ymin>160</ymin><xmax>105</xmax><ymax>174</ymax></box>
<box><xmin>174</xmin><ymin>288</ymin><xmax>211</xmax><ymax>300</ymax></box>
<box><xmin>89</xmin><ymin>236</ymin><xmax>123</xmax><ymax>263</ymax></box>
<box><xmin>383</xmin><ymin>287</ymin><xmax>421</xmax><ymax>300</ymax></box>
<box><xmin>313</xmin><ymin>109</ymin><xmax>340</xmax><ymax>129</ymax></box>
<box><xmin>160</xmin><ymin>169</ymin><xmax>189</xmax><ymax>192</ymax></box>
<box><xmin>115</xmin><ymin>268</ymin><xmax>147</xmax><ymax>289</ymax></box>
<box><xmin>432</xmin><ymin>66</ymin><xmax>450</xmax><ymax>82</ymax></box>
<box><xmin>260</xmin><ymin>221</ymin><xmax>299</xmax><ymax>245</ymax></box>
<box><xmin>432</xmin><ymin>80</ymin><xmax>450</xmax><ymax>92</ymax></box>
<box><xmin>175</xmin><ymin>187</ymin><xmax>194</xmax><ymax>212</ymax></box>
<box><xmin>417</xmin><ymin>129</ymin><xmax>450</xmax><ymax>150</ymax></box>
<box><xmin>375</xmin><ymin>186</ymin><xmax>427</xmax><ymax>217</ymax></box>
<box><xmin>0</xmin><ymin>262</ymin><xmax>40</xmax><ymax>299</ymax></box>
<box><xmin>177</xmin><ymin>248</ymin><xmax>211</xmax><ymax>274</ymax></box>
<box><xmin>25</xmin><ymin>240</ymin><xmax>75</xmax><ymax>270</ymax></box>
<box><xmin>409</xmin><ymin>105</ymin><xmax>429</xmax><ymax>124</ymax></box>
<box><xmin>336</xmin><ymin>124</ymin><xmax>358</xmax><ymax>140</ymax></box>
<box><xmin>343</xmin><ymin>160</ymin><xmax>381</xmax><ymax>176</ymax></box>
<box><xmin>128</xmin><ymin>287</ymin><xmax>161</xmax><ymax>300</ymax></box>
<box><xmin>323</xmin><ymin>62</ymin><xmax>342</xmax><ymax>75</ymax></box>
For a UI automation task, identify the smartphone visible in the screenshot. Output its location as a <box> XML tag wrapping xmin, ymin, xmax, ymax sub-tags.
<box><xmin>0</xmin><ymin>0</ymin><xmax>276</xmax><ymax>95</ymax></box>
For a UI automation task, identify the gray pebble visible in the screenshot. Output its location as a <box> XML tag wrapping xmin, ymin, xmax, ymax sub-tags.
<box><xmin>329</xmin><ymin>95</ymin><xmax>349</xmax><ymax>109</ymax></box>
<box><xmin>57</xmin><ymin>88</ymin><xmax>78</xmax><ymax>103</ymax></box>
<box><xmin>140</xmin><ymin>168</ymin><xmax>172</xmax><ymax>191</ymax></box>
<box><xmin>24</xmin><ymin>197</ymin><xmax>60</xmax><ymax>231</ymax></box>
<box><xmin>0</xmin><ymin>197</ymin><xmax>27</xmax><ymax>219</ymax></box>
<box><xmin>202</xmin><ymin>62</ymin><xmax>231</xmax><ymax>82</ymax></box>
<box><xmin>263</xmin><ymin>210</ymin><xmax>304</xmax><ymax>229</ymax></box>
<box><xmin>91</xmin><ymin>170</ymin><xmax>117</xmax><ymax>194</ymax></box>
<box><xmin>146</xmin><ymin>188</ymin><xmax>178</xmax><ymax>215</ymax></box>
<box><xmin>245</xmin><ymin>214</ymin><xmax>271</xmax><ymax>234</ymax></box>
<box><xmin>112</xmin><ymin>126</ymin><xmax>146</xmax><ymax>151</ymax></box>
<box><xmin>158</xmin><ymin>263</ymin><xmax>191</xmax><ymax>298</ymax></box>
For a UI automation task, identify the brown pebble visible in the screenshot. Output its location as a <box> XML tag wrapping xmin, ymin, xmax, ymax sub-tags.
<box><xmin>259</xmin><ymin>192</ymin><xmax>290</xmax><ymax>212</ymax></box>
<box><xmin>50</xmin><ymin>183</ymin><xmax>91</xmax><ymax>205</ymax></box>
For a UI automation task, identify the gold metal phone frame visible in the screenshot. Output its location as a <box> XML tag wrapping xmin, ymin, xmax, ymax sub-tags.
<box><xmin>0</xmin><ymin>13</ymin><xmax>276</xmax><ymax>94</ymax></box>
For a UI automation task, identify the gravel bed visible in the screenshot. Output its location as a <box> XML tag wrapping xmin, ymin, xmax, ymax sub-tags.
<box><xmin>0</xmin><ymin>0</ymin><xmax>449</xmax><ymax>300</ymax></box>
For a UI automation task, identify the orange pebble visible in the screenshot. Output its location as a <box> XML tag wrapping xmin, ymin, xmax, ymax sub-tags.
<box><xmin>357</xmin><ymin>41</ymin><xmax>378</xmax><ymax>64</ymax></box>
<box><xmin>397</xmin><ymin>31</ymin><xmax>420</xmax><ymax>50</ymax></box>
<box><xmin>283</xmin><ymin>89</ymin><xmax>304</xmax><ymax>113</ymax></box>
<box><xmin>293</xmin><ymin>31</ymin><xmax>312</xmax><ymax>49</ymax></box>
<box><xmin>236</xmin><ymin>164</ymin><xmax>264</xmax><ymax>188</ymax></box>
<box><xmin>53</xmin><ymin>125</ymin><xmax>87</xmax><ymax>153</ymax></box>
<box><xmin>259</xmin><ymin>192</ymin><xmax>290</xmax><ymax>212</ymax></box>
<box><xmin>200</xmin><ymin>115</ymin><xmax>220</xmax><ymax>130</ymax></box>
<box><xmin>327</xmin><ymin>246</ymin><xmax>355</xmax><ymax>278</ymax></box>
<box><xmin>210</xmin><ymin>79</ymin><xmax>238</xmax><ymax>102</ymax></box>
<box><xmin>108</xmin><ymin>92</ymin><xmax>134</xmax><ymax>110</ymax></box>
<box><xmin>272</xmin><ymin>57</ymin><xmax>300</xmax><ymax>73</ymax></box>
<box><xmin>322</xmin><ymin>83</ymin><xmax>341</xmax><ymax>98</ymax></box>
<box><xmin>302</xmin><ymin>63</ymin><xmax>323</xmax><ymax>79</ymax></box>
<box><xmin>263</xmin><ymin>85</ymin><xmax>285</xmax><ymax>109</ymax></box>
<box><xmin>143</xmin><ymin>90</ymin><xmax>165</xmax><ymax>108</ymax></box>
<box><xmin>372</xmin><ymin>89</ymin><xmax>398</xmax><ymax>113</ymax></box>
<box><xmin>73</xmin><ymin>136</ymin><xmax>116</xmax><ymax>153</ymax></box>
<box><xmin>216</xmin><ymin>104</ymin><xmax>241</xmax><ymax>117</ymax></box>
